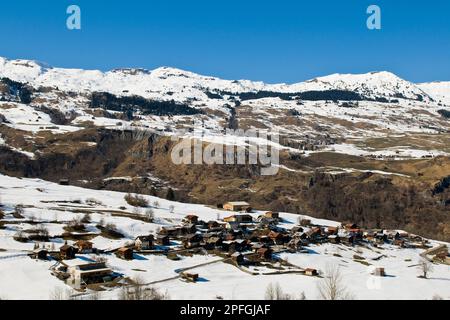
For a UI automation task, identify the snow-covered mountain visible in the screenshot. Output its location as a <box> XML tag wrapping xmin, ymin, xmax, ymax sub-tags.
<box><xmin>291</xmin><ymin>71</ymin><xmax>433</xmax><ymax>102</ymax></box>
<box><xmin>0</xmin><ymin>56</ymin><xmax>449</xmax><ymax>161</ymax></box>
<box><xmin>0</xmin><ymin>56</ymin><xmax>442</xmax><ymax>103</ymax></box>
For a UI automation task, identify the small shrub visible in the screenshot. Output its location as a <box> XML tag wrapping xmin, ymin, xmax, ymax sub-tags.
<box><xmin>66</xmin><ymin>218</ymin><xmax>85</xmax><ymax>232</ymax></box>
<box><xmin>13</xmin><ymin>205</ymin><xmax>25</xmax><ymax>219</ymax></box>
<box><xmin>124</xmin><ymin>194</ymin><xmax>149</xmax><ymax>207</ymax></box>
<box><xmin>144</xmin><ymin>208</ymin><xmax>155</xmax><ymax>222</ymax></box>
<box><xmin>97</xmin><ymin>223</ymin><xmax>124</xmax><ymax>239</ymax></box>
<box><xmin>14</xmin><ymin>231</ymin><xmax>28</xmax><ymax>242</ymax></box>
<box><xmin>81</xmin><ymin>213</ymin><xmax>91</xmax><ymax>224</ymax></box>
<box><xmin>265</xmin><ymin>283</ymin><xmax>291</xmax><ymax>300</ymax></box>
<box><xmin>27</xmin><ymin>225</ymin><xmax>50</xmax><ymax>241</ymax></box>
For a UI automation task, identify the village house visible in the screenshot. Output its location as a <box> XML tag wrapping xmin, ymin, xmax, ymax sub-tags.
<box><xmin>181</xmin><ymin>272</ymin><xmax>199</xmax><ymax>282</ymax></box>
<box><xmin>117</xmin><ymin>247</ymin><xmax>133</xmax><ymax>260</ymax></box>
<box><xmin>255</xmin><ymin>234</ymin><xmax>270</xmax><ymax>244</ymax></box>
<box><xmin>304</xmin><ymin>268</ymin><xmax>318</xmax><ymax>276</ymax></box>
<box><xmin>291</xmin><ymin>225</ymin><xmax>304</xmax><ymax>234</ymax></box>
<box><xmin>231</xmin><ymin>252</ymin><xmax>245</xmax><ymax>265</ymax></box>
<box><xmin>256</xmin><ymin>215</ymin><xmax>278</xmax><ymax>227</ymax></box>
<box><xmin>61</xmin><ymin>258</ymin><xmax>113</xmax><ymax>289</ymax></box>
<box><xmin>203</xmin><ymin>236</ymin><xmax>222</xmax><ymax>250</ymax></box>
<box><xmin>372</xmin><ymin>267</ymin><xmax>385</xmax><ymax>277</ymax></box>
<box><xmin>393</xmin><ymin>239</ymin><xmax>405</xmax><ymax>247</ymax></box>
<box><xmin>182</xmin><ymin>234</ymin><xmax>203</xmax><ymax>249</ymax></box>
<box><xmin>244</xmin><ymin>231</ymin><xmax>259</xmax><ymax>243</ymax></box>
<box><xmin>235</xmin><ymin>239</ymin><xmax>250</xmax><ymax>251</ymax></box>
<box><xmin>59</xmin><ymin>179</ymin><xmax>70</xmax><ymax>186</ymax></box>
<box><xmin>343</xmin><ymin>223</ymin><xmax>359</xmax><ymax>231</ymax></box>
<box><xmin>221</xmin><ymin>240</ymin><xmax>236</xmax><ymax>252</ymax></box>
<box><xmin>156</xmin><ymin>234</ymin><xmax>170</xmax><ymax>246</ymax></box>
<box><xmin>224</xmin><ymin>221</ymin><xmax>240</xmax><ymax>231</ymax></box>
<box><xmin>299</xmin><ymin>219</ymin><xmax>311</xmax><ymax>227</ymax></box>
<box><xmin>328</xmin><ymin>235</ymin><xmax>340</xmax><ymax>244</ymax></box>
<box><xmin>264</xmin><ymin>211</ymin><xmax>280</xmax><ymax>219</ymax></box>
<box><xmin>60</xmin><ymin>243</ymin><xmax>77</xmax><ymax>260</ymax></box>
<box><xmin>183</xmin><ymin>214</ymin><xmax>199</xmax><ymax>224</ymax></box>
<box><xmin>256</xmin><ymin>247</ymin><xmax>272</xmax><ymax>260</ymax></box>
<box><xmin>206</xmin><ymin>220</ymin><xmax>222</xmax><ymax>231</ymax></box>
<box><xmin>305</xmin><ymin>227</ymin><xmax>323</xmax><ymax>242</ymax></box>
<box><xmin>182</xmin><ymin>224</ymin><xmax>197</xmax><ymax>235</ymax></box>
<box><xmin>341</xmin><ymin>234</ymin><xmax>357</xmax><ymax>245</ymax></box>
<box><xmin>326</xmin><ymin>226</ymin><xmax>338</xmax><ymax>235</ymax></box>
<box><xmin>31</xmin><ymin>248</ymin><xmax>48</xmax><ymax>260</ymax></box>
<box><xmin>395</xmin><ymin>231</ymin><xmax>409</xmax><ymax>239</ymax></box>
<box><xmin>135</xmin><ymin>235</ymin><xmax>154</xmax><ymax>250</ymax></box>
<box><xmin>287</xmin><ymin>238</ymin><xmax>303</xmax><ymax>251</ymax></box>
<box><xmin>384</xmin><ymin>230</ymin><xmax>398</xmax><ymax>240</ymax></box>
<box><xmin>75</xmin><ymin>240</ymin><xmax>94</xmax><ymax>254</ymax></box>
<box><xmin>223</xmin><ymin>201</ymin><xmax>251</xmax><ymax>212</ymax></box>
<box><xmin>268</xmin><ymin>231</ymin><xmax>285</xmax><ymax>245</ymax></box>
<box><xmin>223</xmin><ymin>213</ymin><xmax>253</xmax><ymax>224</ymax></box>
<box><xmin>159</xmin><ymin>226</ymin><xmax>183</xmax><ymax>237</ymax></box>
<box><xmin>223</xmin><ymin>231</ymin><xmax>237</xmax><ymax>241</ymax></box>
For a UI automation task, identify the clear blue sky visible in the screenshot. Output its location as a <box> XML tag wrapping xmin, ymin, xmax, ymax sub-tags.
<box><xmin>1</xmin><ymin>0</ymin><xmax>449</xmax><ymax>83</ymax></box>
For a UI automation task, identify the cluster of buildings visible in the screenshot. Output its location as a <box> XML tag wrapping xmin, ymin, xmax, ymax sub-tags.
<box><xmin>28</xmin><ymin>201</ymin><xmax>449</xmax><ymax>290</ymax></box>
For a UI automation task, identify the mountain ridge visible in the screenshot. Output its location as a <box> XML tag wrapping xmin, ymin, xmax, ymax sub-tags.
<box><xmin>1</xmin><ymin>56</ymin><xmax>448</xmax><ymax>103</ymax></box>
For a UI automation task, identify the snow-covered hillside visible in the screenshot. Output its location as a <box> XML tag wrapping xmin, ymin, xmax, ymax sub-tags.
<box><xmin>0</xmin><ymin>56</ymin><xmax>449</xmax><ymax>162</ymax></box>
<box><xmin>418</xmin><ymin>81</ymin><xmax>450</xmax><ymax>105</ymax></box>
<box><xmin>0</xmin><ymin>174</ymin><xmax>449</xmax><ymax>300</ymax></box>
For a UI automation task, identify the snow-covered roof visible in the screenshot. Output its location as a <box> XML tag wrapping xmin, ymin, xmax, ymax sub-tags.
<box><xmin>225</xmin><ymin>201</ymin><xmax>250</xmax><ymax>206</ymax></box>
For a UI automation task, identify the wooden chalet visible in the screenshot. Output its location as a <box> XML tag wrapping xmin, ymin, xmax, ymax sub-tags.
<box><xmin>223</xmin><ymin>214</ymin><xmax>253</xmax><ymax>224</ymax></box>
<box><xmin>182</xmin><ymin>234</ymin><xmax>203</xmax><ymax>249</ymax></box>
<box><xmin>181</xmin><ymin>272</ymin><xmax>199</xmax><ymax>282</ymax></box>
<box><xmin>304</xmin><ymin>268</ymin><xmax>318</xmax><ymax>276</ymax></box>
<box><xmin>299</xmin><ymin>219</ymin><xmax>311</xmax><ymax>226</ymax></box>
<box><xmin>60</xmin><ymin>243</ymin><xmax>77</xmax><ymax>260</ymax></box>
<box><xmin>117</xmin><ymin>247</ymin><xmax>133</xmax><ymax>260</ymax></box>
<box><xmin>231</xmin><ymin>252</ymin><xmax>245</xmax><ymax>265</ymax></box>
<box><xmin>135</xmin><ymin>235</ymin><xmax>154</xmax><ymax>250</ymax></box>
<box><xmin>256</xmin><ymin>247</ymin><xmax>272</xmax><ymax>260</ymax></box>
<box><xmin>31</xmin><ymin>248</ymin><xmax>48</xmax><ymax>260</ymax></box>
<box><xmin>156</xmin><ymin>234</ymin><xmax>170</xmax><ymax>246</ymax></box>
<box><xmin>372</xmin><ymin>267</ymin><xmax>385</xmax><ymax>277</ymax></box>
<box><xmin>268</xmin><ymin>231</ymin><xmax>287</xmax><ymax>245</ymax></box>
<box><xmin>75</xmin><ymin>240</ymin><xmax>94</xmax><ymax>253</ymax></box>
<box><xmin>291</xmin><ymin>226</ymin><xmax>304</xmax><ymax>234</ymax></box>
<box><xmin>328</xmin><ymin>235</ymin><xmax>340</xmax><ymax>244</ymax></box>
<box><xmin>183</xmin><ymin>214</ymin><xmax>199</xmax><ymax>224</ymax></box>
<box><xmin>326</xmin><ymin>226</ymin><xmax>338</xmax><ymax>235</ymax></box>
<box><xmin>203</xmin><ymin>236</ymin><xmax>222</xmax><ymax>250</ymax></box>
<box><xmin>343</xmin><ymin>223</ymin><xmax>359</xmax><ymax>230</ymax></box>
<box><xmin>223</xmin><ymin>201</ymin><xmax>251</xmax><ymax>212</ymax></box>
<box><xmin>264</xmin><ymin>211</ymin><xmax>280</xmax><ymax>219</ymax></box>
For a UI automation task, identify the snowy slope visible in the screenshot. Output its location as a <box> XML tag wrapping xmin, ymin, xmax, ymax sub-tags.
<box><xmin>0</xmin><ymin>174</ymin><xmax>449</xmax><ymax>300</ymax></box>
<box><xmin>418</xmin><ymin>81</ymin><xmax>450</xmax><ymax>105</ymax></box>
<box><xmin>293</xmin><ymin>71</ymin><xmax>433</xmax><ymax>101</ymax></box>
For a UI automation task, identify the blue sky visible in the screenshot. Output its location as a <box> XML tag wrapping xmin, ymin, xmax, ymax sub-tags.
<box><xmin>0</xmin><ymin>0</ymin><xmax>449</xmax><ymax>83</ymax></box>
